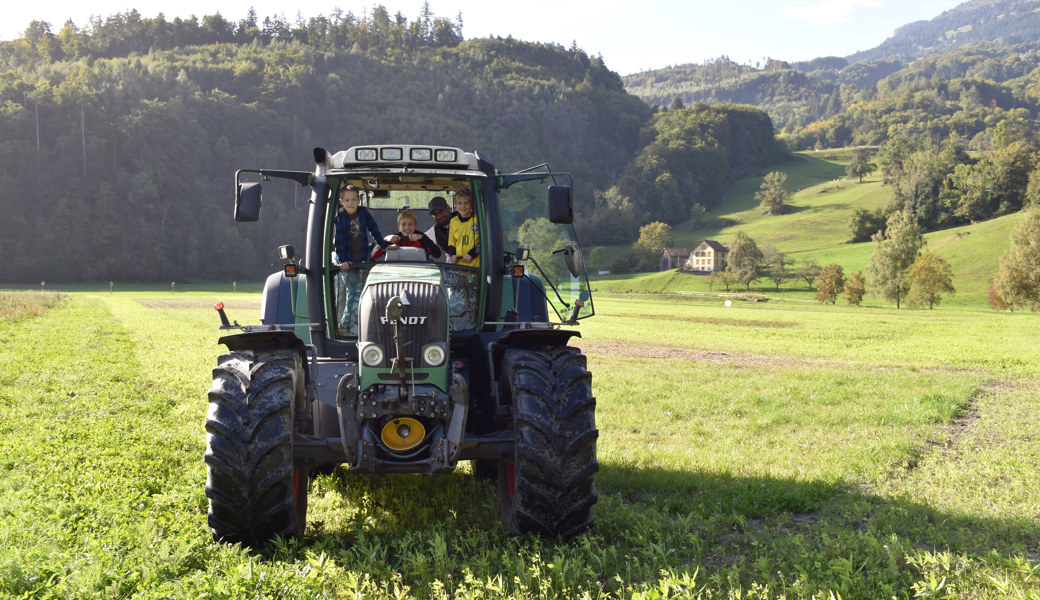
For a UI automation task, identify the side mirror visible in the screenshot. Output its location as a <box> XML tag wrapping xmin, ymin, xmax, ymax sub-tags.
<box><xmin>278</xmin><ymin>245</ymin><xmax>295</xmax><ymax>261</ymax></box>
<box><xmin>235</xmin><ymin>182</ymin><xmax>262</xmax><ymax>222</ymax></box>
<box><xmin>562</xmin><ymin>244</ymin><xmax>581</xmax><ymax>279</ymax></box>
<box><xmin>547</xmin><ymin>185</ymin><xmax>573</xmax><ymax>224</ymax></box>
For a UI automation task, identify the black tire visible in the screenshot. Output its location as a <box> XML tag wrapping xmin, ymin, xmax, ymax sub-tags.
<box><xmin>498</xmin><ymin>346</ymin><xmax>598</xmax><ymax>537</ymax></box>
<box><xmin>205</xmin><ymin>349</ymin><xmax>307</xmax><ymax>545</ymax></box>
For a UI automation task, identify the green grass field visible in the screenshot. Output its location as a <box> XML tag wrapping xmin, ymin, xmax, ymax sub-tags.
<box><xmin>595</xmin><ymin>149</ymin><xmax>1024</xmax><ymax>309</ymax></box>
<box><xmin>1</xmin><ymin>288</ymin><xmax>1038</xmax><ymax>599</ymax></box>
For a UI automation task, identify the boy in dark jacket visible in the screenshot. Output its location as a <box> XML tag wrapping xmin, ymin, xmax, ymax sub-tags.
<box><xmin>334</xmin><ymin>185</ymin><xmax>388</xmax><ymax>334</ymax></box>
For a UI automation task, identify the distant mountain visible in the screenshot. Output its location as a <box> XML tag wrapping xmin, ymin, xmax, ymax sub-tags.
<box><xmin>848</xmin><ymin>0</ymin><xmax>1040</xmax><ymax>63</ymax></box>
<box><xmin>622</xmin><ymin>0</ymin><xmax>1040</xmax><ymax>131</ymax></box>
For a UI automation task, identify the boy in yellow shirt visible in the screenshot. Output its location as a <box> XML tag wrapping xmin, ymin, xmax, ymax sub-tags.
<box><xmin>446</xmin><ymin>189</ymin><xmax>479</xmax><ymax>267</ymax></box>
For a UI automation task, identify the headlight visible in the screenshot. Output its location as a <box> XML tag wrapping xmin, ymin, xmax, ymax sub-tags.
<box><xmin>422</xmin><ymin>343</ymin><xmax>446</xmax><ymax>367</ymax></box>
<box><xmin>360</xmin><ymin>343</ymin><xmax>384</xmax><ymax>367</ymax></box>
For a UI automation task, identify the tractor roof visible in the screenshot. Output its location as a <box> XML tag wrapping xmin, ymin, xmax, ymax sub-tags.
<box><xmin>329</xmin><ymin>145</ymin><xmax>479</xmax><ymax>170</ymax></box>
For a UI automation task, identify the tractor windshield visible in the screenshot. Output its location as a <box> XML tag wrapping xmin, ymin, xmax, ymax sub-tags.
<box><xmin>499</xmin><ymin>176</ymin><xmax>594</xmax><ymax>322</ymax></box>
<box><xmin>323</xmin><ymin>176</ymin><xmax>484</xmax><ymax>338</ymax></box>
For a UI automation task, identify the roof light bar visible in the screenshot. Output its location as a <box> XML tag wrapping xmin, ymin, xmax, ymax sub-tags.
<box><xmin>335</xmin><ymin>145</ymin><xmax>471</xmax><ymax>168</ymax></box>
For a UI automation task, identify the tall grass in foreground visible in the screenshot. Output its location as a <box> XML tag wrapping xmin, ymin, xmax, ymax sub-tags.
<box><xmin>0</xmin><ymin>291</ymin><xmax>1038</xmax><ymax>598</ymax></box>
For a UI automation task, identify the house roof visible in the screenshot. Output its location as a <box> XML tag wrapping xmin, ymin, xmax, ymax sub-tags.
<box><xmin>661</xmin><ymin>248</ymin><xmax>690</xmax><ymax>257</ymax></box>
<box><xmin>697</xmin><ymin>240</ymin><xmax>728</xmax><ymax>252</ymax></box>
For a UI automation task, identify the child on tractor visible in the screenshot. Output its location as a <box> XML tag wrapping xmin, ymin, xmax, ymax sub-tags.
<box><xmin>446</xmin><ymin>189</ymin><xmax>480</xmax><ymax>267</ymax></box>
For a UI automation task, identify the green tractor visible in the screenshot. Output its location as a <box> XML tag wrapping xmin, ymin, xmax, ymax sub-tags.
<box><xmin>205</xmin><ymin>145</ymin><xmax>597</xmax><ymax>545</ymax></box>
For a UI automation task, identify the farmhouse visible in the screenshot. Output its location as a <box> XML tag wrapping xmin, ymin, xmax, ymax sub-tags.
<box><xmin>660</xmin><ymin>248</ymin><xmax>690</xmax><ymax>271</ymax></box>
<box><xmin>687</xmin><ymin>240</ymin><xmax>728</xmax><ymax>272</ymax></box>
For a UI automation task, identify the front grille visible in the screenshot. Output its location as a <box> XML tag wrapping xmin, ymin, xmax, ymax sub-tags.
<box><xmin>359</xmin><ymin>281</ymin><xmax>447</xmax><ymax>365</ymax></box>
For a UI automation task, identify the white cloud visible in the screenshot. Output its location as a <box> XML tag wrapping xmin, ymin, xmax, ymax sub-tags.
<box><xmin>782</xmin><ymin>0</ymin><xmax>882</xmax><ymax>25</ymax></box>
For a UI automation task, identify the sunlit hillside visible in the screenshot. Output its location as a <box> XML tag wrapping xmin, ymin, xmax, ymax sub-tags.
<box><xmin>593</xmin><ymin>149</ymin><xmax>1022</xmax><ymax>309</ymax></box>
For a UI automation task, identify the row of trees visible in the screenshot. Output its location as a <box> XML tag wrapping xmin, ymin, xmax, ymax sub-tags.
<box><xmin>875</xmin><ymin>134</ymin><xmax>1039</xmax><ymax>232</ymax></box>
<box><xmin>635</xmin><ymin>213</ymin><xmax>961</xmax><ymax>310</ymax></box>
<box><xmin>6</xmin><ymin>4</ymin><xmax>464</xmax><ymax>63</ymax></box>
<box><xmin>860</xmin><ymin>205</ymin><xmax>1040</xmax><ymax>313</ymax></box>
<box><xmin>701</xmin><ymin>205</ymin><xmax>1040</xmax><ymax>313</ymax></box>
<box><xmin>840</xmin><ymin>131</ymin><xmax>1040</xmax><ymax>245</ymax></box>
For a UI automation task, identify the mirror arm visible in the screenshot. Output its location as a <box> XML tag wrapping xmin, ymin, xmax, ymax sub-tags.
<box><xmin>525</xmin><ymin>253</ymin><xmax>569</xmax><ymax>313</ymax></box>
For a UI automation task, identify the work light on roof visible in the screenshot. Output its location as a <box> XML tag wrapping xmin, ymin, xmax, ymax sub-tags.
<box><xmin>356</xmin><ymin>148</ymin><xmax>377</xmax><ymax>161</ymax></box>
<box><xmin>435</xmin><ymin>149</ymin><xmax>457</xmax><ymax>162</ymax></box>
<box><xmin>381</xmin><ymin>147</ymin><xmax>403</xmax><ymax>161</ymax></box>
<box><xmin>410</xmin><ymin>148</ymin><xmax>432</xmax><ymax>161</ymax></box>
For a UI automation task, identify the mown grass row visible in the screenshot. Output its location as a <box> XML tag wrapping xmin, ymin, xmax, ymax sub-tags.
<box><xmin>0</xmin><ymin>291</ymin><xmax>1038</xmax><ymax>598</ymax></box>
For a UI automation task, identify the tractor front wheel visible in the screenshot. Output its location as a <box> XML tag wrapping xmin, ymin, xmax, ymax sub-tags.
<box><xmin>498</xmin><ymin>346</ymin><xmax>598</xmax><ymax>537</ymax></box>
<box><xmin>205</xmin><ymin>349</ymin><xmax>307</xmax><ymax>545</ymax></box>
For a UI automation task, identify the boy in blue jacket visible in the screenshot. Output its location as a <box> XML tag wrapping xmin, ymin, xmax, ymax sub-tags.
<box><xmin>334</xmin><ymin>185</ymin><xmax>387</xmax><ymax>334</ymax></box>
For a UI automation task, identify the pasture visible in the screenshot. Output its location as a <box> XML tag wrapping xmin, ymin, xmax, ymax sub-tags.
<box><xmin>0</xmin><ymin>288</ymin><xmax>1038</xmax><ymax>598</ymax></box>
<box><xmin>594</xmin><ymin>149</ymin><xmax>1021</xmax><ymax>308</ymax></box>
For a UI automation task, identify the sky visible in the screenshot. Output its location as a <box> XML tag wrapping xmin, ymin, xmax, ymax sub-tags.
<box><xmin>2</xmin><ymin>0</ymin><xmax>968</xmax><ymax>75</ymax></box>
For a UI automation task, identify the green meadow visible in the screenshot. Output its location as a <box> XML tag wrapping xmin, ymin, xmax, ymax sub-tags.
<box><xmin>1</xmin><ymin>288</ymin><xmax>1038</xmax><ymax>599</ymax></box>
<box><xmin>597</xmin><ymin>149</ymin><xmax>1023</xmax><ymax>308</ymax></box>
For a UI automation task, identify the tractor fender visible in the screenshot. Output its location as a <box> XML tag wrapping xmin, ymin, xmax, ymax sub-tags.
<box><xmin>260</xmin><ymin>271</ymin><xmax>297</xmax><ymax>327</ymax></box>
<box><xmin>489</xmin><ymin>328</ymin><xmax>581</xmax><ymax>373</ymax></box>
<box><xmin>218</xmin><ymin>330</ymin><xmax>308</xmax><ymax>356</ymax></box>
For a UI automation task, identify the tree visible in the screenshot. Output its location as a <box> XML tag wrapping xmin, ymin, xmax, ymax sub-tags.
<box><xmin>1023</xmin><ymin>164</ymin><xmax>1040</xmax><ymax>208</ymax></box>
<box><xmin>707</xmin><ymin>269</ymin><xmax>735</xmax><ymax>292</ymax></box>
<box><xmin>517</xmin><ymin>218</ymin><xmax>568</xmax><ymax>284</ymax></box>
<box><xmin>796</xmin><ymin>258</ymin><xmax>821</xmax><ymax>290</ymax></box>
<box><xmin>876</xmin><ymin>135</ymin><xmax>918</xmax><ymax>183</ymax></box>
<box><xmin>761</xmin><ymin>244</ymin><xmax>791</xmax><ymax>291</ymax></box>
<box><xmin>815</xmin><ymin>264</ymin><xmax>845</xmax><ymax>304</ymax></box>
<box><xmin>585</xmin><ymin>186</ymin><xmax>636</xmax><ymax>245</ymax></box>
<box><xmin>632</xmin><ymin>221</ymin><xmax>673</xmax><ymax>267</ymax></box>
<box><xmin>888</xmin><ymin>135</ymin><xmax>969</xmax><ymax>231</ymax></box>
<box><xmin>988</xmin><ymin>277</ymin><xmax>1013</xmax><ymax>311</ymax></box>
<box><xmin>688</xmin><ymin>202</ymin><xmax>707</xmax><ymax>229</ymax></box>
<box><xmin>866</xmin><ymin>210</ymin><xmax>925</xmax><ymax>308</ymax></box>
<box><xmin>906</xmin><ymin>252</ymin><xmax>955</xmax><ymax>309</ymax></box>
<box><xmin>844</xmin><ymin>271</ymin><xmax>866</xmax><ymax>305</ymax></box>
<box><xmin>847</xmin><ymin>207</ymin><xmax>889</xmax><ymax>243</ymax></box>
<box><xmin>755</xmin><ymin>171</ymin><xmax>789</xmax><ymax>215</ymax></box>
<box><xmin>993</xmin><ymin>207</ymin><xmax>1040</xmax><ymax>311</ymax></box>
<box><xmin>845</xmin><ymin>148</ymin><xmax>875</xmax><ymax>183</ymax></box>
<box><xmin>726</xmin><ymin>231</ymin><xmax>764</xmax><ymax>290</ymax></box>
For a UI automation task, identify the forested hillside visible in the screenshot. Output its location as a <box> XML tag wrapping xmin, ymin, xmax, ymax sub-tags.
<box><xmin>623</xmin><ymin>0</ymin><xmax>1040</xmax><ymax>133</ymax></box>
<box><xmin>0</xmin><ymin>7</ymin><xmax>786</xmax><ymax>283</ymax></box>
<box><xmin>848</xmin><ymin>0</ymin><xmax>1040</xmax><ymax>63</ymax></box>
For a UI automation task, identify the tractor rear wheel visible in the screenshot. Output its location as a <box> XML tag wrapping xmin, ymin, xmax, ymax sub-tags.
<box><xmin>498</xmin><ymin>346</ymin><xmax>598</xmax><ymax>537</ymax></box>
<box><xmin>205</xmin><ymin>349</ymin><xmax>307</xmax><ymax>545</ymax></box>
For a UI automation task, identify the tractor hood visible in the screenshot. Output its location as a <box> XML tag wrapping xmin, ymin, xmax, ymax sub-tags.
<box><xmin>365</xmin><ymin>262</ymin><xmax>443</xmax><ymax>285</ymax></box>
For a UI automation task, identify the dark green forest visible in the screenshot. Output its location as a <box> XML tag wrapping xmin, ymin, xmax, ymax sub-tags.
<box><xmin>0</xmin><ymin>6</ymin><xmax>786</xmax><ymax>283</ymax></box>
<box><xmin>10</xmin><ymin>1</ymin><xmax>1040</xmax><ymax>283</ymax></box>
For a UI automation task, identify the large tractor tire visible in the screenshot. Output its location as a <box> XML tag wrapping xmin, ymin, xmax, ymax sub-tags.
<box><xmin>498</xmin><ymin>346</ymin><xmax>598</xmax><ymax>537</ymax></box>
<box><xmin>205</xmin><ymin>349</ymin><xmax>307</xmax><ymax>545</ymax></box>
